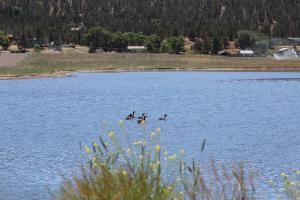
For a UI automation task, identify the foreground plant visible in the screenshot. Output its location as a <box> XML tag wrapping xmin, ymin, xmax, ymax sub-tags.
<box><xmin>57</xmin><ymin>121</ymin><xmax>256</xmax><ymax>200</ymax></box>
<box><xmin>269</xmin><ymin>171</ymin><xmax>300</xmax><ymax>200</ymax></box>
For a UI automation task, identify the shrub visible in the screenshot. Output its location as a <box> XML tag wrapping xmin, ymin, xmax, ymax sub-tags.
<box><xmin>0</xmin><ymin>31</ymin><xmax>10</xmax><ymax>50</ymax></box>
<box><xmin>160</xmin><ymin>39</ymin><xmax>172</xmax><ymax>53</ymax></box>
<box><xmin>57</xmin><ymin>123</ymin><xmax>179</xmax><ymax>200</ymax></box>
<box><xmin>192</xmin><ymin>39</ymin><xmax>204</xmax><ymax>54</ymax></box>
<box><xmin>57</xmin><ymin>121</ymin><xmax>256</xmax><ymax>200</ymax></box>
<box><xmin>160</xmin><ymin>37</ymin><xmax>184</xmax><ymax>54</ymax></box>
<box><xmin>145</xmin><ymin>34</ymin><xmax>161</xmax><ymax>53</ymax></box>
<box><xmin>34</xmin><ymin>44</ymin><xmax>42</xmax><ymax>52</ymax></box>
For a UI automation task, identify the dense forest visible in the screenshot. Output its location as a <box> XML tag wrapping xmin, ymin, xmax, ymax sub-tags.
<box><xmin>0</xmin><ymin>0</ymin><xmax>299</xmax><ymax>43</ymax></box>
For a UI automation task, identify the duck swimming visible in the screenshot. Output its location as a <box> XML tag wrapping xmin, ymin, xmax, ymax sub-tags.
<box><xmin>137</xmin><ymin>115</ymin><xmax>147</xmax><ymax>124</ymax></box>
<box><xmin>137</xmin><ymin>113</ymin><xmax>145</xmax><ymax>120</ymax></box>
<box><xmin>126</xmin><ymin>111</ymin><xmax>135</xmax><ymax>120</ymax></box>
<box><xmin>159</xmin><ymin>114</ymin><xmax>167</xmax><ymax>121</ymax></box>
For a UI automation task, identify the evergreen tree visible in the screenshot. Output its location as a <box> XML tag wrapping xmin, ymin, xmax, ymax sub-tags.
<box><xmin>0</xmin><ymin>31</ymin><xmax>10</xmax><ymax>50</ymax></box>
<box><xmin>212</xmin><ymin>36</ymin><xmax>221</xmax><ymax>54</ymax></box>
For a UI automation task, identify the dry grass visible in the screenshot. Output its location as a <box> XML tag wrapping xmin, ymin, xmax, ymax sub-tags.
<box><xmin>1</xmin><ymin>52</ymin><xmax>300</xmax><ymax>78</ymax></box>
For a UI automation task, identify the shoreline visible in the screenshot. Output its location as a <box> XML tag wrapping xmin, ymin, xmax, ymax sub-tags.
<box><xmin>1</xmin><ymin>67</ymin><xmax>300</xmax><ymax>80</ymax></box>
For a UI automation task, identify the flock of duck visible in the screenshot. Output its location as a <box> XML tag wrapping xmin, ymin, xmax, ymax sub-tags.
<box><xmin>126</xmin><ymin>111</ymin><xmax>167</xmax><ymax>124</ymax></box>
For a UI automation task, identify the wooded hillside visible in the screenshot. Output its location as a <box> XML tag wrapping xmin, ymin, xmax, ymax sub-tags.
<box><xmin>0</xmin><ymin>0</ymin><xmax>299</xmax><ymax>42</ymax></box>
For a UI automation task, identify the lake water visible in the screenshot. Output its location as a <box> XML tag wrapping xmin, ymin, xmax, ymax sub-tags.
<box><xmin>1</xmin><ymin>72</ymin><xmax>300</xmax><ymax>199</ymax></box>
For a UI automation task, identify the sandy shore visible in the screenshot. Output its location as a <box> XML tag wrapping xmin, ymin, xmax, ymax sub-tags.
<box><xmin>1</xmin><ymin>67</ymin><xmax>300</xmax><ymax>80</ymax></box>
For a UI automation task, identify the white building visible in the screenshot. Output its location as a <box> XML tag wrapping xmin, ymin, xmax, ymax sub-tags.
<box><xmin>127</xmin><ymin>46</ymin><xmax>147</xmax><ymax>53</ymax></box>
<box><xmin>273</xmin><ymin>48</ymin><xmax>298</xmax><ymax>60</ymax></box>
<box><xmin>240</xmin><ymin>50</ymin><xmax>254</xmax><ymax>57</ymax></box>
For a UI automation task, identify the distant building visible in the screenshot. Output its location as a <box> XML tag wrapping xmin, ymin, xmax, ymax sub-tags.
<box><xmin>240</xmin><ymin>50</ymin><xmax>254</xmax><ymax>57</ymax></box>
<box><xmin>7</xmin><ymin>34</ymin><xmax>14</xmax><ymax>43</ymax></box>
<box><xmin>218</xmin><ymin>50</ymin><xmax>230</xmax><ymax>56</ymax></box>
<box><xmin>127</xmin><ymin>46</ymin><xmax>147</xmax><ymax>53</ymax></box>
<box><xmin>287</xmin><ymin>38</ymin><xmax>300</xmax><ymax>45</ymax></box>
<box><xmin>273</xmin><ymin>48</ymin><xmax>298</xmax><ymax>60</ymax></box>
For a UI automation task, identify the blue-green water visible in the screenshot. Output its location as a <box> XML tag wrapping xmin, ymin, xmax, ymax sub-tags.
<box><xmin>1</xmin><ymin>72</ymin><xmax>300</xmax><ymax>199</ymax></box>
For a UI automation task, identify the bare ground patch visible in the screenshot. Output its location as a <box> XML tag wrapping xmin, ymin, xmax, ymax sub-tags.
<box><xmin>0</xmin><ymin>53</ymin><xmax>28</xmax><ymax>67</ymax></box>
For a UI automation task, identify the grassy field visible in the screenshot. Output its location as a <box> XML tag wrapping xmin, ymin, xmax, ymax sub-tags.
<box><xmin>1</xmin><ymin>51</ymin><xmax>300</xmax><ymax>78</ymax></box>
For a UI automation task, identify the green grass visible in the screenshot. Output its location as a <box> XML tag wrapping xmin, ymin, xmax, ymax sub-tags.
<box><xmin>1</xmin><ymin>52</ymin><xmax>300</xmax><ymax>78</ymax></box>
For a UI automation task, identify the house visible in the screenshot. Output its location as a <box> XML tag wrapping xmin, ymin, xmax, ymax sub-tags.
<box><xmin>7</xmin><ymin>34</ymin><xmax>14</xmax><ymax>43</ymax></box>
<box><xmin>273</xmin><ymin>48</ymin><xmax>298</xmax><ymax>60</ymax></box>
<box><xmin>240</xmin><ymin>50</ymin><xmax>254</xmax><ymax>57</ymax></box>
<box><xmin>218</xmin><ymin>50</ymin><xmax>230</xmax><ymax>56</ymax></box>
<box><xmin>127</xmin><ymin>46</ymin><xmax>147</xmax><ymax>53</ymax></box>
<box><xmin>287</xmin><ymin>38</ymin><xmax>300</xmax><ymax>45</ymax></box>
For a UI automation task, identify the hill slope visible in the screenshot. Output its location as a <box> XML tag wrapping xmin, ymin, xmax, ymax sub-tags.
<box><xmin>0</xmin><ymin>0</ymin><xmax>299</xmax><ymax>41</ymax></box>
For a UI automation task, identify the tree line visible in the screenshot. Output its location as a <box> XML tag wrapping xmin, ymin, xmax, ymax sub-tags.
<box><xmin>85</xmin><ymin>26</ymin><xmax>184</xmax><ymax>53</ymax></box>
<box><xmin>0</xmin><ymin>0</ymin><xmax>299</xmax><ymax>44</ymax></box>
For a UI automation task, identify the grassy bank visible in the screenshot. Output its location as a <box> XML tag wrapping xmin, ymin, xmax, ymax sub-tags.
<box><xmin>1</xmin><ymin>52</ymin><xmax>300</xmax><ymax>79</ymax></box>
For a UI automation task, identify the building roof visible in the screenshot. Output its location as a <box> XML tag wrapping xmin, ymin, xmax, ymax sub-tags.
<box><xmin>287</xmin><ymin>37</ymin><xmax>300</xmax><ymax>42</ymax></box>
<box><xmin>127</xmin><ymin>46</ymin><xmax>146</xmax><ymax>50</ymax></box>
<box><xmin>278</xmin><ymin>48</ymin><xmax>290</xmax><ymax>52</ymax></box>
<box><xmin>240</xmin><ymin>50</ymin><xmax>254</xmax><ymax>54</ymax></box>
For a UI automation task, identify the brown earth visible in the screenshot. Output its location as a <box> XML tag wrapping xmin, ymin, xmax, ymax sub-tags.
<box><xmin>0</xmin><ymin>53</ymin><xmax>27</xmax><ymax>67</ymax></box>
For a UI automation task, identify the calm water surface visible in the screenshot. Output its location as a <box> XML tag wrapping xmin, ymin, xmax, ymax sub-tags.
<box><xmin>1</xmin><ymin>72</ymin><xmax>300</xmax><ymax>199</ymax></box>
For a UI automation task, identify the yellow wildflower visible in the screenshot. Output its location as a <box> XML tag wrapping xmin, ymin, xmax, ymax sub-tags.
<box><xmin>122</xmin><ymin>170</ymin><xmax>127</xmax><ymax>176</ymax></box>
<box><xmin>156</xmin><ymin>128</ymin><xmax>161</xmax><ymax>134</ymax></box>
<box><xmin>93</xmin><ymin>142</ymin><xmax>98</xmax><ymax>148</ymax></box>
<box><xmin>139</xmin><ymin>155</ymin><xmax>144</xmax><ymax>160</ymax></box>
<box><xmin>92</xmin><ymin>156</ymin><xmax>97</xmax><ymax>162</ymax></box>
<box><xmin>296</xmin><ymin>170</ymin><xmax>300</xmax><ymax>175</ymax></box>
<box><xmin>290</xmin><ymin>181</ymin><xmax>295</xmax><ymax>186</ymax></box>
<box><xmin>84</xmin><ymin>146</ymin><xmax>91</xmax><ymax>154</ymax></box>
<box><xmin>127</xmin><ymin>148</ymin><xmax>132</xmax><ymax>155</ymax></box>
<box><xmin>108</xmin><ymin>131</ymin><xmax>115</xmax><ymax>139</ymax></box>
<box><xmin>281</xmin><ymin>172</ymin><xmax>288</xmax><ymax>178</ymax></box>
<box><xmin>168</xmin><ymin>154</ymin><xmax>177</xmax><ymax>161</ymax></box>
<box><xmin>150</xmin><ymin>132</ymin><xmax>156</xmax><ymax>139</ymax></box>
<box><xmin>133</xmin><ymin>140</ymin><xmax>146</xmax><ymax>146</ymax></box>
<box><xmin>155</xmin><ymin>144</ymin><xmax>161</xmax><ymax>153</ymax></box>
<box><xmin>150</xmin><ymin>163</ymin><xmax>157</xmax><ymax>171</ymax></box>
<box><xmin>268</xmin><ymin>179</ymin><xmax>274</xmax><ymax>186</ymax></box>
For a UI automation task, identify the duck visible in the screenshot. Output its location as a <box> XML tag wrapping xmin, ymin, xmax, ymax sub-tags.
<box><xmin>126</xmin><ymin>111</ymin><xmax>135</xmax><ymax>120</ymax></box>
<box><xmin>137</xmin><ymin>113</ymin><xmax>145</xmax><ymax>120</ymax></box>
<box><xmin>137</xmin><ymin>115</ymin><xmax>147</xmax><ymax>124</ymax></box>
<box><xmin>159</xmin><ymin>114</ymin><xmax>167</xmax><ymax>121</ymax></box>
